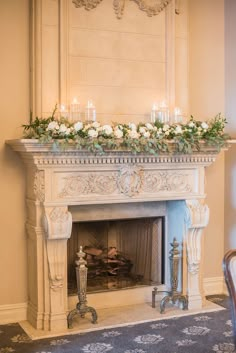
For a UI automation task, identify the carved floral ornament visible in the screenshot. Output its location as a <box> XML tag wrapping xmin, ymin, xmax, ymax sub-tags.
<box><xmin>72</xmin><ymin>0</ymin><xmax>177</xmax><ymax>19</ymax></box>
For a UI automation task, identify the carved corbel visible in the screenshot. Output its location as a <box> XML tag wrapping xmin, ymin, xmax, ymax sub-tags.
<box><xmin>43</xmin><ymin>206</ymin><xmax>72</xmax><ymax>240</ymax></box>
<box><xmin>43</xmin><ymin>207</ymin><xmax>72</xmax><ymax>292</ymax></box>
<box><xmin>185</xmin><ymin>199</ymin><xmax>209</xmax><ymax>274</ymax></box>
<box><xmin>184</xmin><ymin>199</ymin><xmax>209</xmax><ymax>309</ymax></box>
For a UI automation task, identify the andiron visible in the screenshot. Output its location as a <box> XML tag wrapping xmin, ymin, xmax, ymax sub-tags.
<box><xmin>67</xmin><ymin>246</ymin><xmax>98</xmax><ymax>328</ymax></box>
<box><xmin>152</xmin><ymin>238</ymin><xmax>188</xmax><ymax>313</ymax></box>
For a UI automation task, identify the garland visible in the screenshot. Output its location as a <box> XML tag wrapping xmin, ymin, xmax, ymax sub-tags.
<box><xmin>22</xmin><ymin>109</ymin><xmax>229</xmax><ymax>155</ymax></box>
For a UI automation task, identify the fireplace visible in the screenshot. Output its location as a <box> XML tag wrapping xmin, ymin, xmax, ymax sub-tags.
<box><xmin>6</xmin><ymin>139</ymin><xmax>216</xmax><ymax>331</ymax></box>
<box><xmin>68</xmin><ymin>216</ymin><xmax>165</xmax><ymax>294</ymax></box>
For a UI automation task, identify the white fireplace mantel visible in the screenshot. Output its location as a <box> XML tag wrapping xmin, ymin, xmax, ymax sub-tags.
<box><xmin>7</xmin><ymin>139</ymin><xmax>219</xmax><ymax>331</ymax></box>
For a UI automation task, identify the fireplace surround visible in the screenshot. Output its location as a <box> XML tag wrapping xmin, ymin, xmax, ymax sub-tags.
<box><xmin>7</xmin><ymin>139</ymin><xmax>216</xmax><ymax>331</ymax></box>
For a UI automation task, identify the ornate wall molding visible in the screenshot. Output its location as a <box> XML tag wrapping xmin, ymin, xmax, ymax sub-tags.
<box><xmin>72</xmin><ymin>0</ymin><xmax>173</xmax><ymax>19</ymax></box>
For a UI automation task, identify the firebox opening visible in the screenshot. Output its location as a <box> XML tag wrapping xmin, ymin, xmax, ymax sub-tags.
<box><xmin>67</xmin><ymin>217</ymin><xmax>165</xmax><ymax>295</ymax></box>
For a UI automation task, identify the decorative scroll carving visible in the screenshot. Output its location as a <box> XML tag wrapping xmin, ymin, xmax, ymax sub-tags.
<box><xmin>33</xmin><ymin>170</ymin><xmax>45</xmax><ymax>201</ymax></box>
<box><xmin>44</xmin><ymin>207</ymin><xmax>72</xmax><ymax>240</ymax></box>
<box><xmin>46</xmin><ymin>239</ymin><xmax>67</xmax><ymax>291</ymax></box>
<box><xmin>117</xmin><ymin>164</ymin><xmax>143</xmax><ymax>196</ymax></box>
<box><xmin>59</xmin><ymin>174</ymin><xmax>117</xmax><ymax>197</ymax></box>
<box><xmin>73</xmin><ymin>0</ymin><xmax>172</xmax><ymax>19</ymax></box>
<box><xmin>142</xmin><ymin>171</ymin><xmax>192</xmax><ymax>193</ymax></box>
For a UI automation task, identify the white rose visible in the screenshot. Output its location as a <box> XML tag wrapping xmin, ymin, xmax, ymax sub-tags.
<box><xmin>139</xmin><ymin>127</ymin><xmax>146</xmax><ymax>134</ymax></box>
<box><xmin>92</xmin><ymin>121</ymin><xmax>100</xmax><ymax>128</ymax></box>
<box><xmin>188</xmin><ymin>122</ymin><xmax>195</xmax><ymax>128</ymax></box>
<box><xmin>65</xmin><ymin>128</ymin><xmax>71</xmax><ymax>135</ymax></box>
<box><xmin>163</xmin><ymin>124</ymin><xmax>170</xmax><ymax>132</ymax></box>
<box><xmin>128</xmin><ymin>130</ymin><xmax>140</xmax><ymax>139</ymax></box>
<box><xmin>175</xmin><ymin>125</ymin><xmax>182</xmax><ymax>134</ymax></box>
<box><xmin>59</xmin><ymin>124</ymin><xmax>67</xmax><ymax>133</ymax></box>
<box><xmin>88</xmin><ymin>129</ymin><xmax>98</xmax><ymax>138</ymax></box>
<box><xmin>145</xmin><ymin>123</ymin><xmax>154</xmax><ymax>130</ymax></box>
<box><xmin>102</xmin><ymin>124</ymin><xmax>113</xmax><ymax>135</ymax></box>
<box><xmin>47</xmin><ymin>121</ymin><xmax>59</xmax><ymax>131</ymax></box>
<box><xmin>201</xmin><ymin>122</ymin><xmax>209</xmax><ymax>130</ymax></box>
<box><xmin>143</xmin><ymin>131</ymin><xmax>150</xmax><ymax>138</ymax></box>
<box><xmin>74</xmin><ymin>121</ymin><xmax>83</xmax><ymax>131</ymax></box>
<box><xmin>128</xmin><ymin>123</ymin><xmax>137</xmax><ymax>131</ymax></box>
<box><xmin>114</xmin><ymin>129</ymin><xmax>123</xmax><ymax>138</ymax></box>
<box><xmin>165</xmin><ymin>131</ymin><xmax>170</xmax><ymax>136</ymax></box>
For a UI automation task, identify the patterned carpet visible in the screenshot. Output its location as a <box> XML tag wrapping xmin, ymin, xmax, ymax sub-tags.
<box><xmin>0</xmin><ymin>297</ymin><xmax>235</xmax><ymax>353</ymax></box>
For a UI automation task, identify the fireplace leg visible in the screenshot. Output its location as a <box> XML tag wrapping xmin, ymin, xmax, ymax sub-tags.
<box><xmin>67</xmin><ymin>246</ymin><xmax>98</xmax><ymax>328</ymax></box>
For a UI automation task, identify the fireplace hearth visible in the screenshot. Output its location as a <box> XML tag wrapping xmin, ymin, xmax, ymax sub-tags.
<box><xmin>7</xmin><ymin>139</ymin><xmax>216</xmax><ymax>331</ymax></box>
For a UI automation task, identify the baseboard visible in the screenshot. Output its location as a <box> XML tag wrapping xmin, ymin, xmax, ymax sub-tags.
<box><xmin>203</xmin><ymin>276</ymin><xmax>226</xmax><ymax>295</ymax></box>
<box><xmin>0</xmin><ymin>302</ymin><xmax>27</xmax><ymax>324</ymax></box>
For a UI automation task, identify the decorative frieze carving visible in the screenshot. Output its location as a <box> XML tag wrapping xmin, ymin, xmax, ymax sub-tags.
<box><xmin>33</xmin><ymin>170</ymin><xmax>45</xmax><ymax>201</ymax></box>
<box><xmin>142</xmin><ymin>171</ymin><xmax>192</xmax><ymax>193</ymax></box>
<box><xmin>58</xmin><ymin>168</ymin><xmax>193</xmax><ymax>198</ymax></box>
<box><xmin>44</xmin><ymin>207</ymin><xmax>72</xmax><ymax>240</ymax></box>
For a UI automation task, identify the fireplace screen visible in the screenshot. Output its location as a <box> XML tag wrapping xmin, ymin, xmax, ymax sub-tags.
<box><xmin>67</xmin><ymin>217</ymin><xmax>164</xmax><ymax>294</ymax></box>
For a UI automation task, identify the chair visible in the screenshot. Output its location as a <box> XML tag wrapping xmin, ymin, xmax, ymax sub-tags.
<box><xmin>223</xmin><ymin>249</ymin><xmax>236</xmax><ymax>346</ymax></box>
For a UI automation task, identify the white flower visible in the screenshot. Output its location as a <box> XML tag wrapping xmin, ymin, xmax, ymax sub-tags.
<box><xmin>175</xmin><ymin>125</ymin><xmax>182</xmax><ymax>134</ymax></box>
<box><xmin>102</xmin><ymin>125</ymin><xmax>113</xmax><ymax>135</ymax></box>
<box><xmin>59</xmin><ymin>124</ymin><xmax>67</xmax><ymax>133</ymax></box>
<box><xmin>128</xmin><ymin>130</ymin><xmax>140</xmax><ymax>139</ymax></box>
<box><xmin>164</xmin><ymin>131</ymin><xmax>170</xmax><ymax>136</ymax></box>
<box><xmin>143</xmin><ymin>131</ymin><xmax>150</xmax><ymax>138</ymax></box>
<box><xmin>47</xmin><ymin>121</ymin><xmax>59</xmax><ymax>131</ymax></box>
<box><xmin>128</xmin><ymin>123</ymin><xmax>137</xmax><ymax>130</ymax></box>
<box><xmin>92</xmin><ymin>121</ymin><xmax>100</xmax><ymax>128</ymax></box>
<box><xmin>139</xmin><ymin>127</ymin><xmax>146</xmax><ymax>134</ymax></box>
<box><xmin>88</xmin><ymin>129</ymin><xmax>98</xmax><ymax>138</ymax></box>
<box><xmin>64</xmin><ymin>128</ymin><xmax>71</xmax><ymax>135</ymax></box>
<box><xmin>74</xmin><ymin>121</ymin><xmax>83</xmax><ymax>131</ymax></box>
<box><xmin>145</xmin><ymin>123</ymin><xmax>154</xmax><ymax>130</ymax></box>
<box><xmin>114</xmin><ymin>128</ymin><xmax>123</xmax><ymax>138</ymax></box>
<box><xmin>188</xmin><ymin>121</ymin><xmax>195</xmax><ymax>128</ymax></box>
<box><xmin>163</xmin><ymin>124</ymin><xmax>170</xmax><ymax>132</ymax></box>
<box><xmin>201</xmin><ymin>122</ymin><xmax>209</xmax><ymax>130</ymax></box>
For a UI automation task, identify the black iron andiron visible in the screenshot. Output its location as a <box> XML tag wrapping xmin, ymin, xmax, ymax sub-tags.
<box><xmin>152</xmin><ymin>238</ymin><xmax>188</xmax><ymax>313</ymax></box>
<box><xmin>67</xmin><ymin>246</ymin><xmax>98</xmax><ymax>328</ymax></box>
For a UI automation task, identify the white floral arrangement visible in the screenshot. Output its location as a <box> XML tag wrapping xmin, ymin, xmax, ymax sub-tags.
<box><xmin>22</xmin><ymin>109</ymin><xmax>229</xmax><ymax>154</ymax></box>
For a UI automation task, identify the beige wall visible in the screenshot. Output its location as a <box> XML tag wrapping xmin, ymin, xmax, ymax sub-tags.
<box><xmin>0</xmin><ymin>0</ymin><xmax>29</xmax><ymax>305</ymax></box>
<box><xmin>225</xmin><ymin>0</ymin><xmax>236</xmax><ymax>250</ymax></box>
<box><xmin>189</xmin><ymin>0</ymin><xmax>225</xmax><ymax>278</ymax></box>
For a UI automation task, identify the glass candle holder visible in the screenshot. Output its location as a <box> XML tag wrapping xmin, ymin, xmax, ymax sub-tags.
<box><xmin>157</xmin><ymin>101</ymin><xmax>169</xmax><ymax>124</ymax></box>
<box><xmin>85</xmin><ymin>100</ymin><xmax>96</xmax><ymax>122</ymax></box>
<box><xmin>150</xmin><ymin>103</ymin><xmax>158</xmax><ymax>123</ymax></box>
<box><xmin>70</xmin><ymin>97</ymin><xmax>81</xmax><ymax>122</ymax></box>
<box><xmin>173</xmin><ymin>107</ymin><xmax>183</xmax><ymax>124</ymax></box>
<box><xmin>60</xmin><ymin>104</ymin><xmax>69</xmax><ymax>119</ymax></box>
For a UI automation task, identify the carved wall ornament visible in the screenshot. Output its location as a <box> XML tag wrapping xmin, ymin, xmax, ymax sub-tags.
<box><xmin>33</xmin><ymin>170</ymin><xmax>45</xmax><ymax>201</ymax></box>
<box><xmin>117</xmin><ymin>164</ymin><xmax>143</xmax><ymax>196</ymax></box>
<box><xmin>73</xmin><ymin>0</ymin><xmax>173</xmax><ymax>19</ymax></box>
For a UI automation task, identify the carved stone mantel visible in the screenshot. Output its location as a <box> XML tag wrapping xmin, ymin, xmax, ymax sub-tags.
<box><xmin>7</xmin><ymin>139</ymin><xmax>218</xmax><ymax>330</ymax></box>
